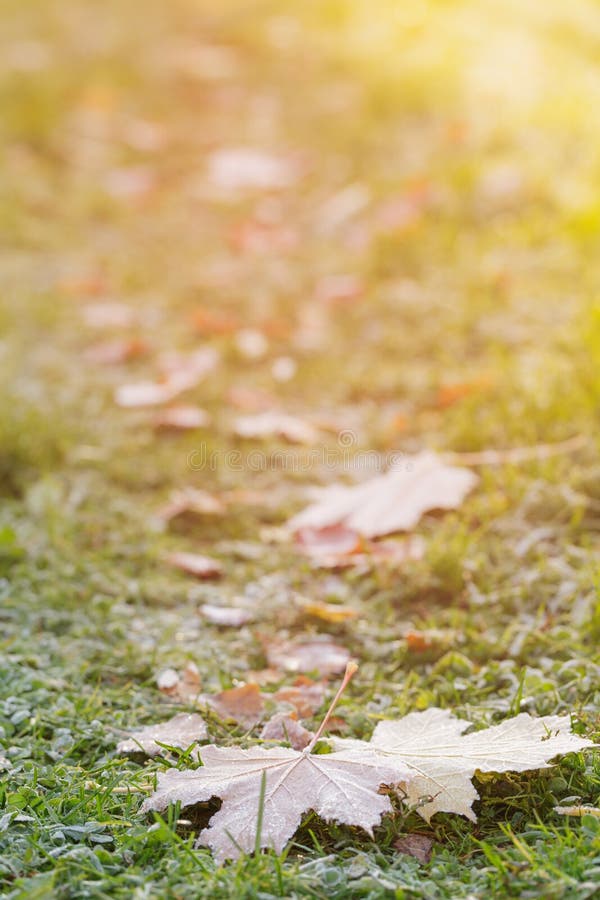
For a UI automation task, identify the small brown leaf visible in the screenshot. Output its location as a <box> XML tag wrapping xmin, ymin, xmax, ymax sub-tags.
<box><xmin>296</xmin><ymin>525</ymin><xmax>362</xmax><ymax>558</ymax></box>
<box><xmin>260</xmin><ymin>713</ymin><xmax>313</xmax><ymax>751</ymax></box>
<box><xmin>207</xmin><ymin>683</ymin><xmax>265</xmax><ymax>727</ymax></box>
<box><xmin>84</xmin><ymin>337</ymin><xmax>149</xmax><ymax>365</ymax></box>
<box><xmin>153</xmin><ymin>405</ymin><xmax>211</xmax><ymax>431</ymax></box>
<box><xmin>273</xmin><ymin>676</ymin><xmax>326</xmax><ymax>717</ymax></box>
<box><xmin>267</xmin><ymin>637</ymin><xmax>351</xmax><ymax>676</ymax></box>
<box><xmin>394</xmin><ymin>833</ymin><xmax>433</xmax><ymax>864</ymax></box>
<box><xmin>207</xmin><ymin>147</ymin><xmax>299</xmax><ymax>192</ymax></box>
<box><xmin>226</xmin><ymin>385</ymin><xmax>277</xmax><ymax>411</ymax></box>
<box><xmin>157</xmin><ymin>488</ymin><xmax>227</xmax><ymax>523</ymax></box>
<box><xmin>200</xmin><ymin>604</ymin><xmax>253</xmax><ymax>627</ymax></box>
<box><xmin>296</xmin><ymin>598</ymin><xmax>358</xmax><ymax>624</ymax></box>
<box><xmin>156</xmin><ymin>662</ymin><xmax>202</xmax><ymax>702</ymax></box>
<box><xmin>165</xmin><ymin>552</ymin><xmax>223</xmax><ymax>579</ymax></box>
<box><xmin>233</xmin><ymin>412</ymin><xmax>319</xmax><ymax>445</ymax></box>
<box><xmin>115</xmin><ymin>380</ymin><xmax>177</xmax><ymax>408</ymax></box>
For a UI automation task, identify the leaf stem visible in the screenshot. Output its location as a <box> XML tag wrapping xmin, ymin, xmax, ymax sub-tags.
<box><xmin>306</xmin><ymin>661</ymin><xmax>358</xmax><ymax>752</ymax></box>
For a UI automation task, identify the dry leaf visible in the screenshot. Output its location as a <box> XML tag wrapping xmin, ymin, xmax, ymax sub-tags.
<box><xmin>435</xmin><ymin>376</ymin><xmax>492</xmax><ymax>409</ymax></box>
<box><xmin>206</xmin><ymin>683</ymin><xmax>265</xmax><ymax>728</ymax></box>
<box><xmin>296</xmin><ymin>525</ymin><xmax>362</xmax><ymax>558</ymax></box>
<box><xmin>156</xmin><ymin>488</ymin><xmax>227</xmax><ymax>523</ymax></box>
<box><xmin>141</xmin><ymin>743</ymin><xmax>409</xmax><ymax>862</ymax></box>
<box><xmin>273</xmin><ymin>676</ymin><xmax>326</xmax><ymax>717</ymax></box>
<box><xmin>233</xmin><ymin>412</ymin><xmax>319</xmax><ymax>445</ymax></box>
<box><xmin>165</xmin><ymin>552</ymin><xmax>223</xmax><ymax>579</ymax></box>
<box><xmin>288</xmin><ymin>451</ymin><xmax>478</xmax><ymax>538</ymax></box>
<box><xmin>153</xmin><ymin>405</ymin><xmax>211</xmax><ymax>431</ymax></box>
<box><xmin>226</xmin><ymin>385</ymin><xmax>276</xmax><ymax>411</ymax></box>
<box><xmin>157</xmin><ymin>663</ymin><xmax>203</xmax><ymax>703</ymax></box>
<box><xmin>115</xmin><ymin>348</ymin><xmax>218</xmax><ymax>408</ymax></box>
<box><xmin>207</xmin><ymin>147</ymin><xmax>299</xmax><ymax>192</ymax></box>
<box><xmin>296</xmin><ymin>527</ymin><xmax>424</xmax><ymax>571</ymax></box>
<box><xmin>117</xmin><ymin>713</ymin><xmax>208</xmax><ymax>756</ymax></box>
<box><xmin>404</xmin><ymin>629</ymin><xmax>454</xmax><ymax>653</ymax></box>
<box><xmin>394</xmin><ymin>833</ymin><xmax>433</xmax><ymax>864</ymax></box>
<box><xmin>84</xmin><ymin>337</ymin><xmax>149</xmax><ymax>365</ymax></box>
<box><xmin>115</xmin><ymin>380</ymin><xmax>179</xmax><ymax>408</ymax></box>
<box><xmin>267</xmin><ymin>637</ymin><xmax>351</xmax><ymax>675</ymax></box>
<box><xmin>157</xmin><ymin>347</ymin><xmax>219</xmax><ymax>384</ymax></box>
<box><xmin>156</xmin><ymin>668</ymin><xmax>181</xmax><ymax>694</ymax></box>
<box><xmin>296</xmin><ymin>598</ymin><xmax>358</xmax><ymax>624</ymax></box>
<box><xmin>332</xmin><ymin>709</ymin><xmax>594</xmax><ymax>822</ymax></box>
<box><xmin>200</xmin><ymin>604</ymin><xmax>253</xmax><ymax>627</ymax></box>
<box><xmin>260</xmin><ymin>713</ymin><xmax>313</xmax><ymax>751</ymax></box>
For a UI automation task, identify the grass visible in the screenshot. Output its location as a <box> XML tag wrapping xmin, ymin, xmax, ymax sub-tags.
<box><xmin>1</xmin><ymin>0</ymin><xmax>600</xmax><ymax>896</ymax></box>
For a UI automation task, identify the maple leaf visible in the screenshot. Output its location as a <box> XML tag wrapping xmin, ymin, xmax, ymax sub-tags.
<box><xmin>117</xmin><ymin>713</ymin><xmax>207</xmax><ymax>756</ymax></box>
<box><xmin>141</xmin><ymin>744</ymin><xmax>409</xmax><ymax>862</ymax></box>
<box><xmin>165</xmin><ymin>552</ymin><xmax>223</xmax><ymax>579</ymax></box>
<box><xmin>260</xmin><ymin>712</ymin><xmax>313</xmax><ymax>751</ymax></box>
<box><xmin>233</xmin><ymin>411</ymin><xmax>319</xmax><ymax>445</ymax></box>
<box><xmin>266</xmin><ymin>636</ymin><xmax>350</xmax><ymax>675</ymax></box>
<box><xmin>331</xmin><ymin>708</ymin><xmax>594</xmax><ymax>822</ymax></box>
<box><xmin>288</xmin><ymin>451</ymin><xmax>477</xmax><ymax>538</ymax></box>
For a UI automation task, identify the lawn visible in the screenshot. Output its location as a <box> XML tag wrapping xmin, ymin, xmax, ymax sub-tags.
<box><xmin>1</xmin><ymin>0</ymin><xmax>600</xmax><ymax>897</ymax></box>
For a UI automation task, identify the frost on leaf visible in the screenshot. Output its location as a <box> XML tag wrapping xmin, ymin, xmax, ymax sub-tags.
<box><xmin>288</xmin><ymin>451</ymin><xmax>478</xmax><ymax>538</ymax></box>
<box><xmin>117</xmin><ymin>713</ymin><xmax>208</xmax><ymax>757</ymax></box>
<box><xmin>141</xmin><ymin>744</ymin><xmax>410</xmax><ymax>862</ymax></box>
<box><xmin>332</xmin><ymin>708</ymin><xmax>594</xmax><ymax>822</ymax></box>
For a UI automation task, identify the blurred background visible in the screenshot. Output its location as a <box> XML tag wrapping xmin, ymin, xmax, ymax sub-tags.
<box><xmin>1</xmin><ymin>0</ymin><xmax>599</xmax><ymax>492</ymax></box>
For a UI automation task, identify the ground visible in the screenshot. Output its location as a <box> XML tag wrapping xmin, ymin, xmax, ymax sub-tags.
<box><xmin>1</xmin><ymin>0</ymin><xmax>600</xmax><ymax>897</ymax></box>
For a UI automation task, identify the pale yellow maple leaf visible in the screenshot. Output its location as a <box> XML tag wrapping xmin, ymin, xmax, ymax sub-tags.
<box><xmin>332</xmin><ymin>708</ymin><xmax>594</xmax><ymax>822</ymax></box>
<box><xmin>288</xmin><ymin>451</ymin><xmax>478</xmax><ymax>538</ymax></box>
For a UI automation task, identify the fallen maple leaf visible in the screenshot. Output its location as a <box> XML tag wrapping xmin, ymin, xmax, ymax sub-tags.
<box><xmin>142</xmin><ymin>742</ymin><xmax>408</xmax><ymax>862</ymax></box>
<box><xmin>117</xmin><ymin>713</ymin><xmax>208</xmax><ymax>756</ymax></box>
<box><xmin>394</xmin><ymin>833</ymin><xmax>433</xmax><ymax>864</ymax></box>
<box><xmin>141</xmin><ymin>664</ymin><xmax>410</xmax><ymax>862</ymax></box>
<box><xmin>207</xmin><ymin>147</ymin><xmax>299</xmax><ymax>192</ymax></box>
<box><xmin>295</xmin><ymin>525</ymin><xmax>362</xmax><ymax>558</ymax></box>
<box><xmin>266</xmin><ymin>636</ymin><xmax>351</xmax><ymax>675</ymax></box>
<box><xmin>205</xmin><ymin>683</ymin><xmax>265</xmax><ymax>728</ymax></box>
<box><xmin>153</xmin><ymin>405</ymin><xmax>211</xmax><ymax>431</ymax></box>
<box><xmin>295</xmin><ymin>597</ymin><xmax>358</xmax><ymax>624</ymax></box>
<box><xmin>165</xmin><ymin>552</ymin><xmax>223</xmax><ymax>579</ymax></box>
<box><xmin>295</xmin><ymin>527</ymin><xmax>424</xmax><ymax>571</ymax></box>
<box><xmin>273</xmin><ymin>676</ymin><xmax>326</xmax><ymax>718</ymax></box>
<box><xmin>332</xmin><ymin>708</ymin><xmax>594</xmax><ymax>822</ymax></box>
<box><xmin>84</xmin><ymin>337</ymin><xmax>149</xmax><ymax>365</ymax></box>
<box><xmin>233</xmin><ymin>411</ymin><xmax>319</xmax><ymax>445</ymax></box>
<box><xmin>115</xmin><ymin>348</ymin><xmax>218</xmax><ymax>408</ymax></box>
<box><xmin>288</xmin><ymin>451</ymin><xmax>478</xmax><ymax>538</ymax></box>
<box><xmin>156</xmin><ymin>488</ymin><xmax>227</xmax><ymax>523</ymax></box>
<box><xmin>200</xmin><ymin>604</ymin><xmax>253</xmax><ymax>627</ymax></box>
<box><xmin>157</xmin><ymin>662</ymin><xmax>202</xmax><ymax>703</ymax></box>
<box><xmin>260</xmin><ymin>713</ymin><xmax>313</xmax><ymax>751</ymax></box>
